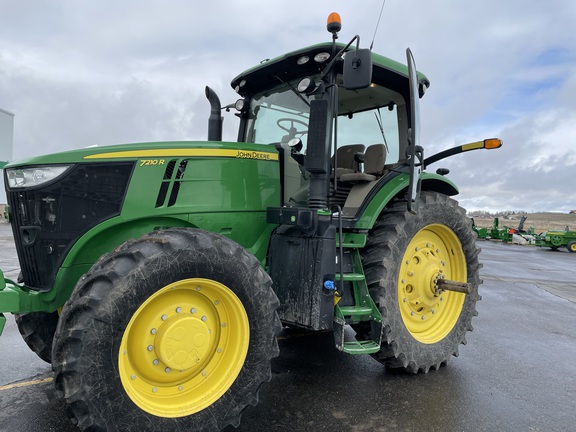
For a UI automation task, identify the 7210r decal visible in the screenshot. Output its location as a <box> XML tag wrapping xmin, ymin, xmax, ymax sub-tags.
<box><xmin>140</xmin><ymin>159</ymin><xmax>165</xmax><ymax>167</ymax></box>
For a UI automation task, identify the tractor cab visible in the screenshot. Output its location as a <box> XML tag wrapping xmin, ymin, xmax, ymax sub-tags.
<box><xmin>230</xmin><ymin>40</ymin><xmax>427</xmax><ymax>217</ymax></box>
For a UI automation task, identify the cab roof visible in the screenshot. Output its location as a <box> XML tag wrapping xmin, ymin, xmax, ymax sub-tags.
<box><xmin>230</xmin><ymin>42</ymin><xmax>430</xmax><ymax>98</ymax></box>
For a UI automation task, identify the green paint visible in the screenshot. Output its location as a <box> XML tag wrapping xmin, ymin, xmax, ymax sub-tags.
<box><xmin>356</xmin><ymin>172</ymin><xmax>458</xmax><ymax>230</ymax></box>
<box><xmin>1</xmin><ymin>140</ymin><xmax>281</xmax><ymax>313</ymax></box>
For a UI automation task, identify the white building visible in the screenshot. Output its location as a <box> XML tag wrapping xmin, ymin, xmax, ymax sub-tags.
<box><xmin>0</xmin><ymin>108</ymin><xmax>15</xmax><ymax>204</ymax></box>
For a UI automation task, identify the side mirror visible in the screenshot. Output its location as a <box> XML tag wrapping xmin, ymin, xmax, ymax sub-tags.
<box><xmin>343</xmin><ymin>48</ymin><xmax>373</xmax><ymax>90</ymax></box>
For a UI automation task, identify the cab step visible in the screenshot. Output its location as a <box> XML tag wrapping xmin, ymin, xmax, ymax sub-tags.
<box><xmin>342</xmin><ymin>340</ymin><xmax>381</xmax><ymax>355</ymax></box>
<box><xmin>336</xmin><ymin>233</ymin><xmax>366</xmax><ymax>249</ymax></box>
<box><xmin>338</xmin><ymin>305</ymin><xmax>373</xmax><ymax>319</ymax></box>
<box><xmin>335</xmin><ymin>273</ymin><xmax>365</xmax><ymax>282</ymax></box>
<box><xmin>332</xmin><ymin>248</ymin><xmax>382</xmax><ymax>355</ymax></box>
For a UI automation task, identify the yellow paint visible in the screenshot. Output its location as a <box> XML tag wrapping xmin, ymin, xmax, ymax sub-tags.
<box><xmin>84</xmin><ymin>148</ymin><xmax>279</xmax><ymax>161</ymax></box>
<box><xmin>118</xmin><ymin>278</ymin><xmax>250</xmax><ymax>418</ymax></box>
<box><xmin>461</xmin><ymin>141</ymin><xmax>483</xmax><ymax>151</ymax></box>
<box><xmin>333</xmin><ymin>294</ymin><xmax>342</xmax><ymax>306</ymax></box>
<box><xmin>398</xmin><ymin>224</ymin><xmax>466</xmax><ymax>344</ymax></box>
<box><xmin>0</xmin><ymin>377</ymin><xmax>53</xmax><ymax>392</ymax></box>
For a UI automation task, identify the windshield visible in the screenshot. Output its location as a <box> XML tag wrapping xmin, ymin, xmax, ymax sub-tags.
<box><xmin>245</xmin><ymin>77</ymin><xmax>404</xmax><ymax>165</ymax></box>
<box><xmin>245</xmin><ymin>83</ymin><xmax>312</xmax><ymax>147</ymax></box>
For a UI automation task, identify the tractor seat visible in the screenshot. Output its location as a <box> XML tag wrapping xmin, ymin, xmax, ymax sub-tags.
<box><xmin>331</xmin><ymin>144</ymin><xmax>366</xmax><ymax>179</ymax></box>
<box><xmin>340</xmin><ymin>144</ymin><xmax>386</xmax><ymax>183</ymax></box>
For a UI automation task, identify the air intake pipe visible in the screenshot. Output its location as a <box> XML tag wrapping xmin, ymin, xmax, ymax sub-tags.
<box><xmin>205</xmin><ymin>86</ymin><xmax>223</xmax><ymax>141</ymax></box>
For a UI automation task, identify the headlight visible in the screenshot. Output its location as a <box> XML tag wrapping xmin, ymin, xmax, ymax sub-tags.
<box><xmin>6</xmin><ymin>165</ymin><xmax>71</xmax><ymax>189</ymax></box>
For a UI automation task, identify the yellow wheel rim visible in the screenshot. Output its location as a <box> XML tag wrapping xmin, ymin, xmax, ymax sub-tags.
<box><xmin>398</xmin><ymin>224</ymin><xmax>467</xmax><ymax>344</ymax></box>
<box><xmin>569</xmin><ymin>243</ymin><xmax>576</xmax><ymax>252</ymax></box>
<box><xmin>118</xmin><ymin>278</ymin><xmax>249</xmax><ymax>418</ymax></box>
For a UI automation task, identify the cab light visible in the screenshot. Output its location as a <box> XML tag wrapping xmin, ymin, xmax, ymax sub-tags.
<box><xmin>297</xmin><ymin>55</ymin><xmax>310</xmax><ymax>65</ymax></box>
<box><xmin>6</xmin><ymin>165</ymin><xmax>71</xmax><ymax>189</ymax></box>
<box><xmin>327</xmin><ymin>12</ymin><xmax>342</xmax><ymax>34</ymax></box>
<box><xmin>314</xmin><ymin>52</ymin><xmax>331</xmax><ymax>63</ymax></box>
<box><xmin>483</xmin><ymin>138</ymin><xmax>503</xmax><ymax>149</ymax></box>
<box><xmin>297</xmin><ymin>77</ymin><xmax>316</xmax><ymax>93</ymax></box>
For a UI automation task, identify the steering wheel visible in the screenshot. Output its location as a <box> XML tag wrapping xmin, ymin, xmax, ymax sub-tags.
<box><xmin>276</xmin><ymin>118</ymin><xmax>308</xmax><ymax>135</ymax></box>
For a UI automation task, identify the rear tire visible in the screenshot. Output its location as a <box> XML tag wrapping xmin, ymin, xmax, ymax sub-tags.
<box><xmin>52</xmin><ymin>228</ymin><xmax>281</xmax><ymax>432</ymax></box>
<box><xmin>359</xmin><ymin>192</ymin><xmax>481</xmax><ymax>373</ymax></box>
<box><xmin>15</xmin><ymin>312</ymin><xmax>58</xmax><ymax>363</ymax></box>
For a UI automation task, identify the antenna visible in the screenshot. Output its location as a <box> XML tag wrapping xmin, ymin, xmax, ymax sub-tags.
<box><xmin>369</xmin><ymin>0</ymin><xmax>386</xmax><ymax>51</ymax></box>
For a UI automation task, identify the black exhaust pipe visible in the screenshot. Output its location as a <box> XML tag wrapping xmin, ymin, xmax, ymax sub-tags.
<box><xmin>205</xmin><ymin>86</ymin><xmax>223</xmax><ymax>141</ymax></box>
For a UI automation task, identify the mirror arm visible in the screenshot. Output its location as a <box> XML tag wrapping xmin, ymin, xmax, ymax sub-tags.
<box><xmin>320</xmin><ymin>35</ymin><xmax>361</xmax><ymax>81</ymax></box>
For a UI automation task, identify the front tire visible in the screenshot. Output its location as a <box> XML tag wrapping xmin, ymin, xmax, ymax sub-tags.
<box><xmin>15</xmin><ymin>312</ymin><xmax>59</xmax><ymax>363</ymax></box>
<box><xmin>360</xmin><ymin>192</ymin><xmax>481</xmax><ymax>373</ymax></box>
<box><xmin>52</xmin><ymin>228</ymin><xmax>281</xmax><ymax>431</ymax></box>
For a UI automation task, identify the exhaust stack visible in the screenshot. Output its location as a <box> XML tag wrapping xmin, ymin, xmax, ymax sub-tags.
<box><xmin>205</xmin><ymin>86</ymin><xmax>223</xmax><ymax>141</ymax></box>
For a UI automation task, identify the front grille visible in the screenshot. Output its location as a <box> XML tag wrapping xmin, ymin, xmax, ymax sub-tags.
<box><xmin>6</xmin><ymin>162</ymin><xmax>134</xmax><ymax>291</ymax></box>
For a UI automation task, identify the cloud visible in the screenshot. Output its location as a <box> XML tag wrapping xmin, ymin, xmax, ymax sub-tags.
<box><xmin>0</xmin><ymin>0</ymin><xmax>575</xmax><ymax>212</ymax></box>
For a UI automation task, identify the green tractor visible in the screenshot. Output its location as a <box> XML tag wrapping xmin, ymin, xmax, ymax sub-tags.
<box><xmin>0</xmin><ymin>14</ymin><xmax>501</xmax><ymax>432</ymax></box>
<box><xmin>536</xmin><ymin>229</ymin><xmax>576</xmax><ymax>252</ymax></box>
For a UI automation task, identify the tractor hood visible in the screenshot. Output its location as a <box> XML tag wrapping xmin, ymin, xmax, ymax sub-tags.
<box><xmin>4</xmin><ymin>140</ymin><xmax>279</xmax><ymax>168</ymax></box>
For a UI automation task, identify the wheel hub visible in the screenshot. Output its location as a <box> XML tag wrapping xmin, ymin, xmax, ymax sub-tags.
<box><xmin>402</xmin><ymin>242</ymin><xmax>445</xmax><ymax>316</ymax></box>
<box><xmin>155</xmin><ymin>316</ymin><xmax>210</xmax><ymax>370</ymax></box>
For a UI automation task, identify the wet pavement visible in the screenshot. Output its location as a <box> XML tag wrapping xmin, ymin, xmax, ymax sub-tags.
<box><xmin>0</xmin><ymin>222</ymin><xmax>575</xmax><ymax>432</ymax></box>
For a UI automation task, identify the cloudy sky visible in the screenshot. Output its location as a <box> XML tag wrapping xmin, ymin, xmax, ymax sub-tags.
<box><xmin>1</xmin><ymin>0</ymin><xmax>574</xmax><ymax>212</ymax></box>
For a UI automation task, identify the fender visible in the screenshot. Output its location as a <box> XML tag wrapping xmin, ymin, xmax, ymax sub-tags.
<box><xmin>354</xmin><ymin>171</ymin><xmax>459</xmax><ymax>230</ymax></box>
<box><xmin>0</xmin><ymin>216</ymin><xmax>193</xmax><ymax>318</ymax></box>
<box><xmin>50</xmin><ymin>211</ymin><xmax>275</xmax><ymax>312</ymax></box>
